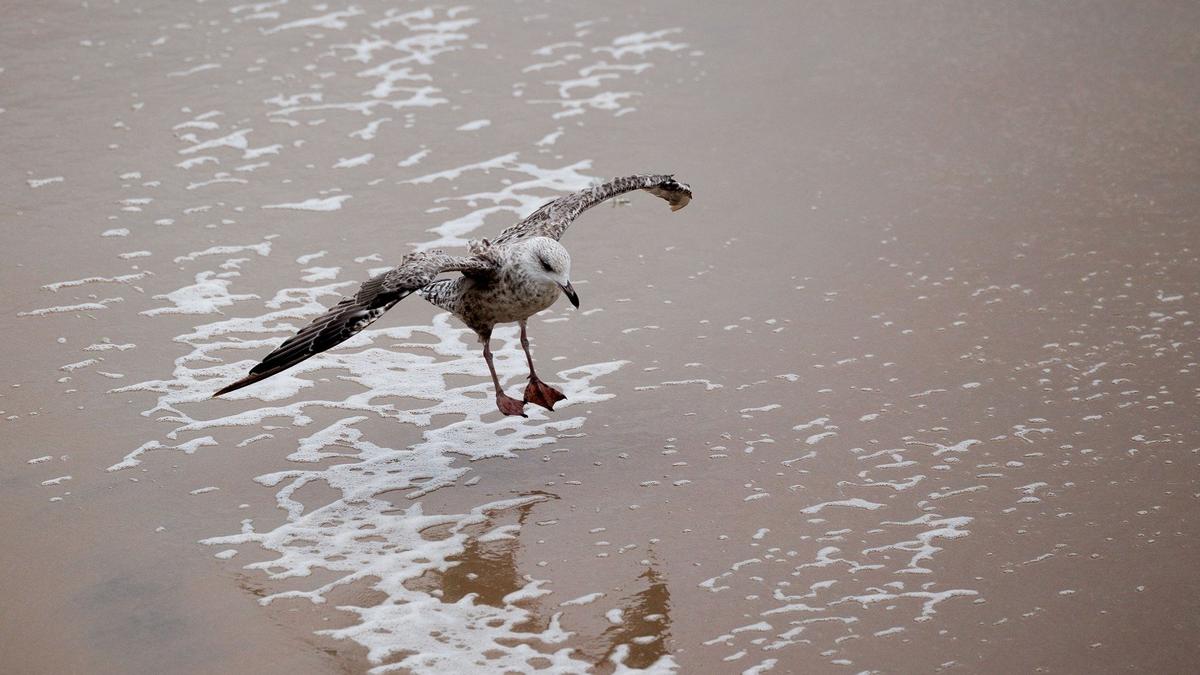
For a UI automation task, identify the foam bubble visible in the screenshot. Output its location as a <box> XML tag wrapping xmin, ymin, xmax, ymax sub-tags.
<box><xmin>141</xmin><ymin>272</ymin><xmax>259</xmax><ymax>316</ymax></box>
<box><xmin>800</xmin><ymin>498</ymin><xmax>885</xmax><ymax>515</ymax></box>
<box><xmin>333</xmin><ymin>153</ymin><xmax>374</xmax><ymax>168</ymax></box>
<box><xmin>262</xmin><ymin>195</ymin><xmax>352</xmax><ymax>212</ymax></box>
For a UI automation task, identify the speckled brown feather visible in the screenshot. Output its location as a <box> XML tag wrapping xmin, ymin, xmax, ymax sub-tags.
<box><xmin>212</xmin><ymin>251</ymin><xmax>496</xmax><ymax>397</ymax></box>
<box><xmin>492</xmin><ymin>174</ymin><xmax>692</xmax><ymax>244</ymax></box>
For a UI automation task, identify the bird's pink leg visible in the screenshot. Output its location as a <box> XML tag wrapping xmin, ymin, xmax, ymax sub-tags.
<box><xmin>482</xmin><ymin>333</ymin><xmax>526</xmax><ymax>417</ymax></box>
<box><xmin>519</xmin><ymin>321</ymin><xmax>567</xmax><ymax>411</ymax></box>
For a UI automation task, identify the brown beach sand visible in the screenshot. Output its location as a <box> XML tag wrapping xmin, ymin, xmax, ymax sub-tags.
<box><xmin>3</xmin><ymin>1</ymin><xmax>1198</xmax><ymax>673</ymax></box>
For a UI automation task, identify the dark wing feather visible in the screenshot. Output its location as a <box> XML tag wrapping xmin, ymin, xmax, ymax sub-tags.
<box><xmin>492</xmin><ymin>174</ymin><xmax>692</xmax><ymax>244</ymax></box>
<box><xmin>212</xmin><ymin>252</ymin><xmax>495</xmax><ymax>397</ymax></box>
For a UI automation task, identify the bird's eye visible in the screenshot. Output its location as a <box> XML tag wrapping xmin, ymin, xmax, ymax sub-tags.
<box><xmin>540</xmin><ymin>259</ymin><xmax>553</xmax><ymax>272</ymax></box>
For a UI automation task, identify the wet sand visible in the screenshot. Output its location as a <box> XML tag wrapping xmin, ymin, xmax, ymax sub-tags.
<box><xmin>3</xmin><ymin>1</ymin><xmax>1199</xmax><ymax>673</ymax></box>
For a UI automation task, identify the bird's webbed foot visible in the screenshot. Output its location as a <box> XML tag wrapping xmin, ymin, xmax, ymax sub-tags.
<box><xmin>524</xmin><ymin>375</ymin><xmax>567</xmax><ymax>411</ymax></box>
<box><xmin>496</xmin><ymin>392</ymin><xmax>528</xmax><ymax>417</ymax></box>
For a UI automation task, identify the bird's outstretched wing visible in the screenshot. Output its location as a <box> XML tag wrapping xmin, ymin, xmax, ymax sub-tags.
<box><xmin>212</xmin><ymin>252</ymin><xmax>495</xmax><ymax>397</ymax></box>
<box><xmin>492</xmin><ymin>174</ymin><xmax>692</xmax><ymax>244</ymax></box>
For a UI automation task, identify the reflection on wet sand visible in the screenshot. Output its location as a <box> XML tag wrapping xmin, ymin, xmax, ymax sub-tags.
<box><xmin>581</xmin><ymin>563</ymin><xmax>672</xmax><ymax>671</ymax></box>
<box><xmin>406</xmin><ymin>495</ymin><xmax>674</xmax><ymax>671</ymax></box>
<box><xmin>408</xmin><ymin>495</ymin><xmax>549</xmax><ymax>609</ymax></box>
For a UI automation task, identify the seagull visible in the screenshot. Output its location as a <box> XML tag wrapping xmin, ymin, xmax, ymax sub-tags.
<box><xmin>212</xmin><ymin>174</ymin><xmax>692</xmax><ymax>416</ymax></box>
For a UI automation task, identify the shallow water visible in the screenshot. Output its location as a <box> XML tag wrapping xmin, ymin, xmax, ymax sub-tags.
<box><xmin>3</xmin><ymin>1</ymin><xmax>1199</xmax><ymax>673</ymax></box>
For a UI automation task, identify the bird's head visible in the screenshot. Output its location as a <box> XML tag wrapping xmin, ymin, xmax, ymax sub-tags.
<box><xmin>523</xmin><ymin>236</ymin><xmax>578</xmax><ymax>308</ymax></box>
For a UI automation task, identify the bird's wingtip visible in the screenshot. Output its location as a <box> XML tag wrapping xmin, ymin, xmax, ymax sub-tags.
<box><xmin>648</xmin><ymin>176</ymin><xmax>692</xmax><ymax>212</ymax></box>
<box><xmin>669</xmin><ymin>191</ymin><xmax>692</xmax><ymax>211</ymax></box>
<box><xmin>212</xmin><ymin>376</ymin><xmax>251</xmax><ymax>399</ymax></box>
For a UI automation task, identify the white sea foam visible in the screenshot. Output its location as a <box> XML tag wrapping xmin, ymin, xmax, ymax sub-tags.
<box><xmin>43</xmin><ymin>271</ymin><xmax>151</xmax><ymax>292</ymax></box>
<box><xmin>262</xmin><ymin>195</ymin><xmax>352</xmax><ymax>211</ymax></box>
<box><xmin>179</xmin><ymin>128</ymin><xmax>261</xmax><ymax>157</ymax></box>
<box><xmin>350</xmin><ymin>117</ymin><xmax>391</xmax><ymax>140</ymax></box>
<box><xmin>521</xmin><ymin>27</ymin><xmax>689</xmax><ymax>122</ymax></box>
<box><xmin>862</xmin><ymin>514</ymin><xmax>973</xmax><ymax>574</ymax></box>
<box><xmin>141</xmin><ymin>272</ymin><xmax>260</xmax><ymax>316</ymax></box>
<box><xmin>407</xmin><ymin>154</ymin><xmax>596</xmax><ymax>250</ymax></box>
<box><xmin>831</xmin><ymin>587</ymin><xmax>978</xmax><ymax>620</ymax></box>
<box><xmin>800</xmin><ymin>498</ymin><xmax>885</xmax><ymax>515</ymax></box>
<box><xmin>261</xmin><ymin>7</ymin><xmax>365</xmax><ymax>35</ymax></box>
<box><xmin>174</xmin><ymin>240</ymin><xmax>272</xmax><ymax>263</ymax></box>
<box><xmin>561</xmin><ymin>592</ymin><xmax>605</xmax><ymax>606</ymax></box>
<box><xmin>60</xmin><ymin>359</ymin><xmax>100</xmax><ymax>372</ymax></box>
<box><xmin>536</xmin><ymin>128</ymin><xmax>564</xmax><ymax>147</ymax></box>
<box><xmin>168</xmin><ymin>63</ymin><xmax>221</xmax><ymax>77</ymax></box>
<box><xmin>596</xmin><ymin>29</ymin><xmax>688</xmax><ymax>59</ymax></box>
<box><xmin>739</xmin><ymin>404</ymin><xmax>781</xmax><ymax>414</ymax></box>
<box><xmin>300</xmin><ymin>267</ymin><xmax>340</xmax><ymax>282</ymax></box>
<box><xmin>333</xmin><ymin>153</ymin><xmax>374</xmax><ymax>168</ymax></box>
<box><xmin>19</xmin><ymin>297</ymin><xmax>123</xmax><ymax>317</ymax></box>
<box><xmin>398</xmin><ymin>149</ymin><xmax>429</xmax><ymax>167</ymax></box>
<box><xmin>107</xmin><ymin>437</ymin><xmax>219</xmax><ymax>472</ymax></box>
<box><xmin>295</xmin><ymin>251</ymin><xmax>327</xmax><ymax>264</ymax></box>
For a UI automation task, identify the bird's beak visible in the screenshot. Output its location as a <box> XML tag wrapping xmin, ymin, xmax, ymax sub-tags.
<box><xmin>560</xmin><ymin>281</ymin><xmax>580</xmax><ymax>309</ymax></box>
